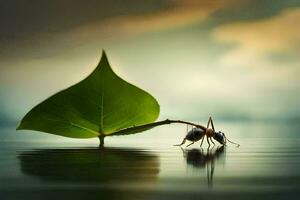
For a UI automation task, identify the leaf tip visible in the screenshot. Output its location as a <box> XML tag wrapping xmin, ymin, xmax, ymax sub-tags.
<box><xmin>95</xmin><ymin>49</ymin><xmax>113</xmax><ymax>73</ymax></box>
<box><xmin>97</xmin><ymin>49</ymin><xmax>109</xmax><ymax>66</ymax></box>
<box><xmin>16</xmin><ymin>120</ymin><xmax>26</xmax><ymax>130</ymax></box>
<box><xmin>16</xmin><ymin>123</ymin><xmax>22</xmax><ymax>130</ymax></box>
<box><xmin>101</xmin><ymin>49</ymin><xmax>108</xmax><ymax>62</ymax></box>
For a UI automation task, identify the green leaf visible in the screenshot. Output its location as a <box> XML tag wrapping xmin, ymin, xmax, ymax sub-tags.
<box><xmin>17</xmin><ymin>51</ymin><xmax>160</xmax><ymax>138</ymax></box>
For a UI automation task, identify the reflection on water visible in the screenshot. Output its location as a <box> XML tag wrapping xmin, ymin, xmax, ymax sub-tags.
<box><xmin>16</xmin><ymin>148</ymin><xmax>159</xmax><ymax>200</ymax></box>
<box><xmin>1</xmin><ymin>122</ymin><xmax>300</xmax><ymax>200</ymax></box>
<box><xmin>18</xmin><ymin>148</ymin><xmax>160</xmax><ymax>183</ymax></box>
<box><xmin>181</xmin><ymin>146</ymin><xmax>225</xmax><ymax>188</ymax></box>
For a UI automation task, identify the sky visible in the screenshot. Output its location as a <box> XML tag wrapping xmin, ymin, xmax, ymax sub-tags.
<box><xmin>1</xmin><ymin>0</ymin><xmax>300</xmax><ymax>126</ymax></box>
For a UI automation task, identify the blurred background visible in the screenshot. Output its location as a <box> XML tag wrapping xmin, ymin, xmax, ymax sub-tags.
<box><xmin>1</xmin><ymin>1</ymin><xmax>300</xmax><ymax>199</ymax></box>
<box><xmin>1</xmin><ymin>0</ymin><xmax>300</xmax><ymax>126</ymax></box>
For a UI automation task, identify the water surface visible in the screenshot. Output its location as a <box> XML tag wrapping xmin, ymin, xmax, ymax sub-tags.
<box><xmin>0</xmin><ymin>121</ymin><xmax>299</xmax><ymax>200</ymax></box>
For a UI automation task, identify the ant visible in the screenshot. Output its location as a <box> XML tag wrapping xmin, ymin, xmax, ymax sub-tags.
<box><xmin>175</xmin><ymin>117</ymin><xmax>240</xmax><ymax>147</ymax></box>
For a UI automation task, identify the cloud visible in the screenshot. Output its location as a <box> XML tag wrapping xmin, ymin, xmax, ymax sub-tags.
<box><xmin>213</xmin><ymin>8</ymin><xmax>300</xmax><ymax>68</ymax></box>
<box><xmin>0</xmin><ymin>0</ymin><xmax>241</xmax><ymax>89</ymax></box>
<box><xmin>3</xmin><ymin>0</ymin><xmax>299</xmax><ymax>121</ymax></box>
<box><xmin>212</xmin><ymin>7</ymin><xmax>300</xmax><ymax>94</ymax></box>
<box><xmin>64</xmin><ymin>0</ymin><xmax>240</xmax><ymax>42</ymax></box>
<box><xmin>209</xmin><ymin>8</ymin><xmax>300</xmax><ymax>118</ymax></box>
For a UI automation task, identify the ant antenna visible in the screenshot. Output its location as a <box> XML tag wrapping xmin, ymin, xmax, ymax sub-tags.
<box><xmin>226</xmin><ymin>138</ymin><xmax>240</xmax><ymax>147</ymax></box>
<box><xmin>223</xmin><ymin>133</ymin><xmax>240</xmax><ymax>147</ymax></box>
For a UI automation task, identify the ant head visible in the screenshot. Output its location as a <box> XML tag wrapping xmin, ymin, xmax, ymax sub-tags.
<box><xmin>213</xmin><ymin>131</ymin><xmax>226</xmax><ymax>145</ymax></box>
<box><xmin>218</xmin><ymin>131</ymin><xmax>225</xmax><ymax>135</ymax></box>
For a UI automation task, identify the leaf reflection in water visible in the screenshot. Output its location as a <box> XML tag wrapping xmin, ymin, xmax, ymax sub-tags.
<box><xmin>17</xmin><ymin>148</ymin><xmax>160</xmax><ymax>199</ymax></box>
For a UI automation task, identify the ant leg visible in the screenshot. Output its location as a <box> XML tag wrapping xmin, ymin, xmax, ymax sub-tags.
<box><xmin>174</xmin><ymin>138</ymin><xmax>186</xmax><ymax>146</ymax></box>
<box><xmin>200</xmin><ymin>146</ymin><xmax>204</xmax><ymax>153</ymax></box>
<box><xmin>207</xmin><ymin>135</ymin><xmax>211</xmax><ymax>147</ymax></box>
<box><xmin>186</xmin><ymin>142</ymin><xmax>194</xmax><ymax>147</ymax></box>
<box><xmin>207</xmin><ymin>117</ymin><xmax>212</xmax><ymax>128</ymax></box>
<box><xmin>221</xmin><ymin>133</ymin><xmax>226</xmax><ymax>146</ymax></box>
<box><xmin>180</xmin><ymin>146</ymin><xmax>186</xmax><ymax>158</ymax></box>
<box><xmin>200</xmin><ymin>136</ymin><xmax>205</xmax><ymax>147</ymax></box>
<box><xmin>210</xmin><ymin>160</ymin><xmax>215</xmax><ymax>188</ymax></box>
<box><xmin>210</xmin><ymin>117</ymin><xmax>215</xmax><ymax>131</ymax></box>
<box><xmin>207</xmin><ymin>162</ymin><xmax>211</xmax><ymax>188</ymax></box>
<box><xmin>210</xmin><ymin>137</ymin><xmax>215</xmax><ymax>146</ymax></box>
<box><xmin>192</xmin><ymin>127</ymin><xmax>195</xmax><ymax>142</ymax></box>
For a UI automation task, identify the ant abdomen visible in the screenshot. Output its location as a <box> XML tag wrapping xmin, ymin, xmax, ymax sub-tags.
<box><xmin>185</xmin><ymin>128</ymin><xmax>205</xmax><ymax>141</ymax></box>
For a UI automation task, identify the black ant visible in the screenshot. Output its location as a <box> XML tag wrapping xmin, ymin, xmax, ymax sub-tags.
<box><xmin>175</xmin><ymin>117</ymin><xmax>240</xmax><ymax>147</ymax></box>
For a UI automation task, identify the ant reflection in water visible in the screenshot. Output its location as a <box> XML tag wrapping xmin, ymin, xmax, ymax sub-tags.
<box><xmin>181</xmin><ymin>146</ymin><xmax>225</xmax><ymax>188</ymax></box>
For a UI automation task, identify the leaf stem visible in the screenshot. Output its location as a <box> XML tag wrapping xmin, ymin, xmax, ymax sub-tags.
<box><xmin>164</xmin><ymin>119</ymin><xmax>206</xmax><ymax>130</ymax></box>
<box><xmin>110</xmin><ymin>119</ymin><xmax>207</xmax><ymax>136</ymax></box>
<box><xmin>99</xmin><ymin>135</ymin><xmax>105</xmax><ymax>148</ymax></box>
